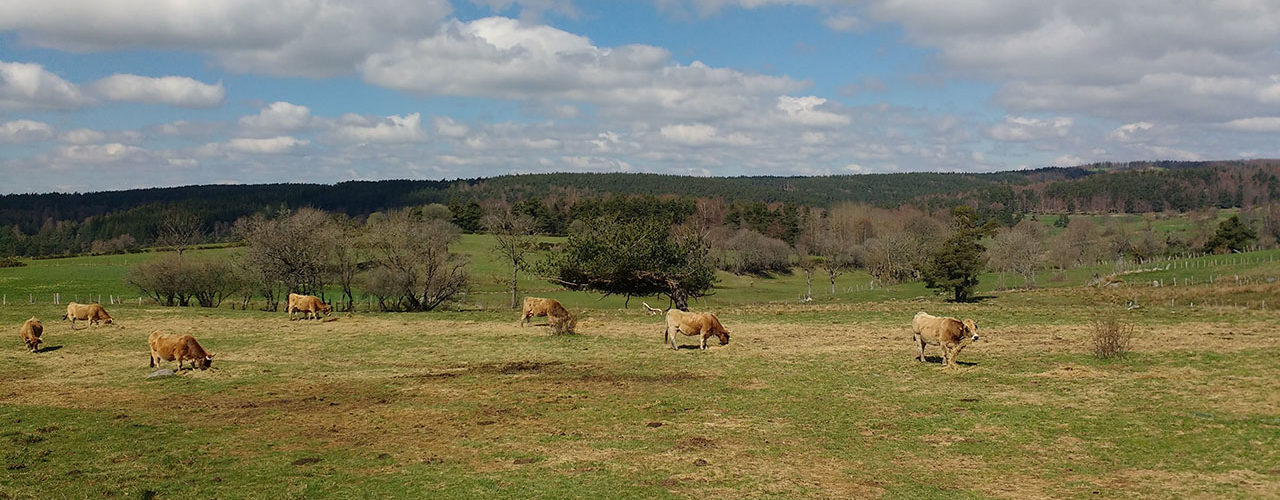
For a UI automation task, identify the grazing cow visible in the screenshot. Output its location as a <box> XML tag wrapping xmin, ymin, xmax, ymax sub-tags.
<box><xmin>520</xmin><ymin>297</ymin><xmax>574</xmax><ymax>328</ymax></box>
<box><xmin>911</xmin><ymin>311</ymin><xmax>979</xmax><ymax>368</ymax></box>
<box><xmin>149</xmin><ymin>331</ymin><xmax>215</xmax><ymax>371</ymax></box>
<box><xmin>62</xmin><ymin>302</ymin><xmax>113</xmax><ymax>328</ymax></box>
<box><xmin>287</xmin><ymin>293</ymin><xmax>331</xmax><ymax>320</ymax></box>
<box><xmin>19</xmin><ymin>317</ymin><xmax>43</xmax><ymax>352</ymax></box>
<box><xmin>664</xmin><ymin>309</ymin><xmax>731</xmax><ymax>350</ymax></box>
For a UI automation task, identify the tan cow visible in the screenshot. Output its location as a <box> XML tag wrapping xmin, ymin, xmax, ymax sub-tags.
<box><xmin>149</xmin><ymin>331</ymin><xmax>215</xmax><ymax>371</ymax></box>
<box><xmin>62</xmin><ymin>302</ymin><xmax>113</xmax><ymax>328</ymax></box>
<box><xmin>911</xmin><ymin>311</ymin><xmax>979</xmax><ymax>368</ymax></box>
<box><xmin>520</xmin><ymin>297</ymin><xmax>574</xmax><ymax>330</ymax></box>
<box><xmin>664</xmin><ymin>309</ymin><xmax>731</xmax><ymax>350</ymax></box>
<box><xmin>287</xmin><ymin>293</ymin><xmax>331</xmax><ymax>320</ymax></box>
<box><xmin>19</xmin><ymin>317</ymin><xmax>43</xmax><ymax>352</ymax></box>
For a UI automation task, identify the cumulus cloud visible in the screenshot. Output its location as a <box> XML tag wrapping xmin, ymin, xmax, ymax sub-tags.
<box><xmin>58</xmin><ymin>128</ymin><xmax>106</xmax><ymax>144</ymax></box>
<box><xmin>987</xmin><ymin>116</ymin><xmax>1073</xmax><ymax>142</ymax></box>
<box><xmin>54</xmin><ymin>143</ymin><xmax>147</xmax><ymax>163</ymax></box>
<box><xmin>331</xmin><ymin>113</ymin><xmax>428</xmax><ymax>144</ymax></box>
<box><xmin>1108</xmin><ymin>121</ymin><xmax>1155</xmax><ymax>142</ymax></box>
<box><xmin>0</xmin><ymin>61</ymin><xmax>90</xmax><ymax>110</ymax></box>
<box><xmin>208</xmin><ymin>136</ymin><xmax>310</xmax><ymax>155</ymax></box>
<box><xmin>1218</xmin><ymin>117</ymin><xmax>1280</xmax><ymax>133</ymax></box>
<box><xmin>90</xmin><ymin>74</ymin><xmax>225</xmax><ymax>108</ymax></box>
<box><xmin>239</xmin><ymin>101</ymin><xmax>313</xmax><ymax>135</ymax></box>
<box><xmin>0</xmin><ymin>119</ymin><xmax>55</xmax><ymax>143</ymax></box>
<box><xmin>776</xmin><ymin>95</ymin><xmax>851</xmax><ymax>126</ymax></box>
<box><xmin>362</xmin><ymin>17</ymin><xmax>802</xmax><ymax>119</ymax></box>
<box><xmin>0</xmin><ymin>0</ymin><xmax>453</xmax><ymax>78</ymax></box>
<box><xmin>660</xmin><ymin>123</ymin><xmax>753</xmax><ymax>146</ymax></box>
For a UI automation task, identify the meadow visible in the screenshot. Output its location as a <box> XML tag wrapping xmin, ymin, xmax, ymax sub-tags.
<box><xmin>1</xmin><ymin>239</ymin><xmax>1278</xmax><ymax>499</ymax></box>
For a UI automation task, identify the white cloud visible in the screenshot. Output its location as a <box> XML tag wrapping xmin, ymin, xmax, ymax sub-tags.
<box><xmin>823</xmin><ymin>13</ymin><xmax>862</xmax><ymax>32</ymax></box>
<box><xmin>987</xmin><ymin>115</ymin><xmax>1073</xmax><ymax>142</ymax></box>
<box><xmin>58</xmin><ymin>128</ymin><xmax>106</xmax><ymax>144</ymax></box>
<box><xmin>0</xmin><ymin>0</ymin><xmax>453</xmax><ymax>78</ymax></box>
<box><xmin>1108</xmin><ymin>121</ymin><xmax>1154</xmax><ymax>142</ymax></box>
<box><xmin>331</xmin><ymin>113</ymin><xmax>427</xmax><ymax>143</ymax></box>
<box><xmin>433</xmin><ymin>117</ymin><xmax>470</xmax><ymax>138</ymax></box>
<box><xmin>239</xmin><ymin>101</ymin><xmax>313</xmax><ymax>135</ymax></box>
<box><xmin>776</xmin><ymin>95</ymin><xmax>851</xmax><ymax>126</ymax></box>
<box><xmin>1218</xmin><ymin>117</ymin><xmax>1280</xmax><ymax>133</ymax></box>
<box><xmin>221</xmin><ymin>136</ymin><xmax>310</xmax><ymax>154</ymax></box>
<box><xmin>660</xmin><ymin>123</ymin><xmax>753</xmax><ymax>146</ymax></box>
<box><xmin>0</xmin><ymin>119</ymin><xmax>55</xmax><ymax>143</ymax></box>
<box><xmin>90</xmin><ymin>74</ymin><xmax>224</xmax><ymax>108</ymax></box>
<box><xmin>362</xmin><ymin>17</ymin><xmax>802</xmax><ymax>119</ymax></box>
<box><xmin>54</xmin><ymin>143</ymin><xmax>146</xmax><ymax>163</ymax></box>
<box><xmin>0</xmin><ymin>61</ymin><xmax>90</xmax><ymax>110</ymax></box>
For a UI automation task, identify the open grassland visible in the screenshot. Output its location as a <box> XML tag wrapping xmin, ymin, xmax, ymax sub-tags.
<box><xmin>2</xmin><ymin>290</ymin><xmax>1278</xmax><ymax>499</ymax></box>
<box><xmin>2</xmin><ymin>242</ymin><xmax>1279</xmax><ymax>498</ymax></box>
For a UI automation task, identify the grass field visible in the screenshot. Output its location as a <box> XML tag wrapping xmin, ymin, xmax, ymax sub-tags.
<box><xmin>1</xmin><ymin>243</ymin><xmax>1279</xmax><ymax>498</ymax></box>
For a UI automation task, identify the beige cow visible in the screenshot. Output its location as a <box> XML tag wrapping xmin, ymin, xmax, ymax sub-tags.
<box><xmin>664</xmin><ymin>309</ymin><xmax>731</xmax><ymax>350</ymax></box>
<box><xmin>287</xmin><ymin>293</ymin><xmax>331</xmax><ymax>320</ymax></box>
<box><xmin>911</xmin><ymin>311</ymin><xmax>979</xmax><ymax>367</ymax></box>
<box><xmin>63</xmin><ymin>302</ymin><xmax>113</xmax><ymax>328</ymax></box>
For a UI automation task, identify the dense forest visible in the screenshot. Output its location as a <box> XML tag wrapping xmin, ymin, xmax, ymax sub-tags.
<box><xmin>2</xmin><ymin>159</ymin><xmax>1278</xmax><ymax>258</ymax></box>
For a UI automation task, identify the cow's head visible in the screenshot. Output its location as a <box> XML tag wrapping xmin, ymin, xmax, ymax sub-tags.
<box><xmin>321</xmin><ymin>304</ymin><xmax>332</xmax><ymax>317</ymax></box>
<box><xmin>199</xmin><ymin>353</ymin><xmax>216</xmax><ymax>370</ymax></box>
<box><xmin>716</xmin><ymin>329</ymin><xmax>731</xmax><ymax>346</ymax></box>
<box><xmin>962</xmin><ymin>319</ymin><xmax>979</xmax><ymax>341</ymax></box>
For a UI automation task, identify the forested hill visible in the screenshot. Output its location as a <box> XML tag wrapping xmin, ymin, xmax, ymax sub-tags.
<box><xmin>2</xmin><ymin>159</ymin><xmax>1278</xmax><ymax>257</ymax></box>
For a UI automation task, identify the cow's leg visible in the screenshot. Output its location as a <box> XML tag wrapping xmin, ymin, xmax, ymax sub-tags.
<box><xmin>914</xmin><ymin>335</ymin><xmax>925</xmax><ymax>362</ymax></box>
<box><xmin>149</xmin><ymin>351</ymin><xmax>156</xmax><ymax>368</ymax></box>
<box><xmin>700</xmin><ymin>332</ymin><xmax>708</xmax><ymax>350</ymax></box>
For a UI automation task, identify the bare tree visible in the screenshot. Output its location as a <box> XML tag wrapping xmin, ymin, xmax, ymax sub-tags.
<box><xmin>155</xmin><ymin>208</ymin><xmax>204</xmax><ymax>255</ymax></box>
<box><xmin>363</xmin><ymin>209</ymin><xmax>469</xmax><ymax>311</ymax></box>
<box><xmin>326</xmin><ymin>215</ymin><xmax>364</xmax><ymax>312</ymax></box>
<box><xmin>482</xmin><ymin>203</ymin><xmax>539</xmax><ymax>309</ymax></box>
<box><xmin>988</xmin><ymin>227</ymin><xmax>1043</xmax><ymax>289</ymax></box>
<box><xmin>234</xmin><ymin>208</ymin><xmax>335</xmax><ymax>309</ymax></box>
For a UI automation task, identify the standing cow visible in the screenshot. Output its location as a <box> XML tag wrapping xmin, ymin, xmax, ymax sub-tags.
<box><xmin>287</xmin><ymin>293</ymin><xmax>331</xmax><ymax>320</ymax></box>
<box><xmin>63</xmin><ymin>302</ymin><xmax>114</xmax><ymax>328</ymax></box>
<box><xmin>149</xmin><ymin>331</ymin><xmax>215</xmax><ymax>371</ymax></box>
<box><xmin>911</xmin><ymin>311</ymin><xmax>979</xmax><ymax>368</ymax></box>
<box><xmin>19</xmin><ymin>317</ymin><xmax>43</xmax><ymax>352</ymax></box>
<box><xmin>664</xmin><ymin>309</ymin><xmax>731</xmax><ymax>350</ymax></box>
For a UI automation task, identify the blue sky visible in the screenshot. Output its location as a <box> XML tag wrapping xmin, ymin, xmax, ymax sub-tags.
<box><xmin>2</xmin><ymin>0</ymin><xmax>1279</xmax><ymax>193</ymax></box>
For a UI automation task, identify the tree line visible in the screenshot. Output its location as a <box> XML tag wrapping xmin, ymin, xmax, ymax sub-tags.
<box><xmin>4</xmin><ymin>160</ymin><xmax>1280</xmax><ymax>260</ymax></box>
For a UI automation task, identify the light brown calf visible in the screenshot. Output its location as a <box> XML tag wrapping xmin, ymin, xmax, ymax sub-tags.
<box><xmin>520</xmin><ymin>297</ymin><xmax>574</xmax><ymax>328</ymax></box>
<box><xmin>287</xmin><ymin>293</ymin><xmax>331</xmax><ymax>320</ymax></box>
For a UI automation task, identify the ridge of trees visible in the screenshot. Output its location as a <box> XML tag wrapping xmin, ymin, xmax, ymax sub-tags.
<box><xmin>4</xmin><ymin>160</ymin><xmax>1280</xmax><ymax>258</ymax></box>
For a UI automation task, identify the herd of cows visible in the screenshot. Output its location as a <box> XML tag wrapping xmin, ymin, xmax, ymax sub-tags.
<box><xmin>15</xmin><ymin>293</ymin><xmax>983</xmax><ymax>372</ymax></box>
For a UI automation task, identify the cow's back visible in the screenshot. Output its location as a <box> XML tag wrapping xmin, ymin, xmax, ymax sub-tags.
<box><xmin>21</xmin><ymin>317</ymin><xmax>43</xmax><ymax>338</ymax></box>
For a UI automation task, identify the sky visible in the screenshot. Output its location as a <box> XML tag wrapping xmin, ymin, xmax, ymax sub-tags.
<box><xmin>1</xmin><ymin>0</ymin><xmax>1279</xmax><ymax>194</ymax></box>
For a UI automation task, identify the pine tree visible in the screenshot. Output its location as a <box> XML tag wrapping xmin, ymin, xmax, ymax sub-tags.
<box><xmin>922</xmin><ymin>206</ymin><xmax>996</xmax><ymax>302</ymax></box>
<box><xmin>1203</xmin><ymin>215</ymin><xmax>1257</xmax><ymax>254</ymax></box>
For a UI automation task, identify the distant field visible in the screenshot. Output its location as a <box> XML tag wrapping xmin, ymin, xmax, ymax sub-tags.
<box><xmin>2</xmin><ymin>236</ymin><xmax>1279</xmax><ymax>499</ymax></box>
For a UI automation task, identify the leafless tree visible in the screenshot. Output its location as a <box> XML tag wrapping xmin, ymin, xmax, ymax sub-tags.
<box><xmin>155</xmin><ymin>208</ymin><xmax>204</xmax><ymax>255</ymax></box>
<box><xmin>482</xmin><ymin>202</ymin><xmax>539</xmax><ymax>309</ymax></box>
<box><xmin>326</xmin><ymin>215</ymin><xmax>364</xmax><ymax>312</ymax></box>
<box><xmin>234</xmin><ymin>208</ymin><xmax>334</xmax><ymax>309</ymax></box>
<box><xmin>362</xmin><ymin>209</ymin><xmax>469</xmax><ymax>311</ymax></box>
<box><xmin>988</xmin><ymin>228</ymin><xmax>1043</xmax><ymax>289</ymax></box>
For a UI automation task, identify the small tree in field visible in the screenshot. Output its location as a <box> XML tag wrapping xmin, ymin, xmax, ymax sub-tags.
<box><xmin>539</xmin><ymin>216</ymin><xmax>716</xmax><ymax>310</ymax></box>
<box><xmin>922</xmin><ymin>206</ymin><xmax>995</xmax><ymax>302</ymax></box>
<box><xmin>482</xmin><ymin>203</ymin><xmax>539</xmax><ymax>310</ymax></box>
<box><xmin>1203</xmin><ymin>215</ymin><xmax>1257</xmax><ymax>254</ymax></box>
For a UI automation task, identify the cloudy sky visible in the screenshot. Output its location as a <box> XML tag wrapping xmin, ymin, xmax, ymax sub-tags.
<box><xmin>2</xmin><ymin>0</ymin><xmax>1279</xmax><ymax>194</ymax></box>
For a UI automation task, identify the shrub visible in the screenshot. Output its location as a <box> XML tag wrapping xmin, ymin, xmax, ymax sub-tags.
<box><xmin>0</xmin><ymin>256</ymin><xmax>25</xmax><ymax>268</ymax></box>
<box><xmin>1091</xmin><ymin>317</ymin><xmax>1134</xmax><ymax>359</ymax></box>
